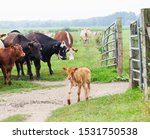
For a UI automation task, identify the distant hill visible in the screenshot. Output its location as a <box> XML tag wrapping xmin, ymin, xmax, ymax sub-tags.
<box><xmin>0</xmin><ymin>12</ymin><xmax>137</xmax><ymax>29</ymax></box>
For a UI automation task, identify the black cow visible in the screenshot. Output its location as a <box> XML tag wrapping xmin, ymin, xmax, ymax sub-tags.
<box><xmin>26</xmin><ymin>32</ymin><xmax>67</xmax><ymax>78</ymax></box>
<box><xmin>3</xmin><ymin>32</ymin><xmax>42</xmax><ymax>80</ymax></box>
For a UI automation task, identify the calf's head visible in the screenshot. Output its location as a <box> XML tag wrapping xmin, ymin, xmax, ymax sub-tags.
<box><xmin>13</xmin><ymin>44</ymin><xmax>25</xmax><ymax>58</ymax></box>
<box><xmin>63</xmin><ymin>68</ymin><xmax>78</xmax><ymax>81</ymax></box>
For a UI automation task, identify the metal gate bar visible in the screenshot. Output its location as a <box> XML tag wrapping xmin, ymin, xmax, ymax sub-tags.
<box><xmin>101</xmin><ymin>22</ymin><xmax>117</xmax><ymax>67</ymax></box>
<box><xmin>130</xmin><ymin>20</ymin><xmax>143</xmax><ymax>90</ymax></box>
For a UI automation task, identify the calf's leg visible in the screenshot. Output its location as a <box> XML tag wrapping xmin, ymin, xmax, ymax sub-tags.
<box><xmin>1</xmin><ymin>67</ymin><xmax>7</xmax><ymax>84</ymax></box>
<box><xmin>67</xmin><ymin>83</ymin><xmax>73</xmax><ymax>105</ymax></box>
<box><xmin>77</xmin><ymin>84</ymin><xmax>82</xmax><ymax>102</ymax></box>
<box><xmin>7</xmin><ymin>68</ymin><xmax>12</xmax><ymax>85</ymax></box>
<box><xmin>86</xmin><ymin>82</ymin><xmax>90</xmax><ymax>100</ymax></box>
<box><xmin>83</xmin><ymin>84</ymin><xmax>88</xmax><ymax>101</ymax></box>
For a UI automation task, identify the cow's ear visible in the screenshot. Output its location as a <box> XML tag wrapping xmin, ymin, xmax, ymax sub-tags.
<box><xmin>28</xmin><ymin>41</ymin><xmax>34</xmax><ymax>47</ymax></box>
<box><xmin>63</xmin><ymin>68</ymin><xmax>67</xmax><ymax>71</ymax></box>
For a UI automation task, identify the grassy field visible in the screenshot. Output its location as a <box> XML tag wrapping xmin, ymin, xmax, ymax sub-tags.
<box><xmin>0</xmin><ymin>27</ymin><xmax>129</xmax><ymax>93</ymax></box>
<box><xmin>47</xmin><ymin>89</ymin><xmax>150</xmax><ymax>122</ymax></box>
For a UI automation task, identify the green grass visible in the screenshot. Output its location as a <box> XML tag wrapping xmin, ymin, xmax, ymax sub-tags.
<box><xmin>0</xmin><ymin>114</ymin><xmax>27</xmax><ymax>122</ymax></box>
<box><xmin>47</xmin><ymin>89</ymin><xmax>150</xmax><ymax>122</ymax></box>
<box><xmin>0</xmin><ymin>75</ymin><xmax>64</xmax><ymax>94</ymax></box>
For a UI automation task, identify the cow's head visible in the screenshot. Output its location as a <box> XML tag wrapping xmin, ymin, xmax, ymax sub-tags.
<box><xmin>56</xmin><ymin>41</ymin><xmax>67</xmax><ymax>60</ymax></box>
<box><xmin>63</xmin><ymin>67</ymin><xmax>78</xmax><ymax>81</ymax></box>
<box><xmin>28</xmin><ymin>41</ymin><xmax>42</xmax><ymax>60</ymax></box>
<box><xmin>66</xmin><ymin>48</ymin><xmax>78</xmax><ymax>60</ymax></box>
<box><xmin>60</xmin><ymin>40</ymin><xmax>78</xmax><ymax>60</ymax></box>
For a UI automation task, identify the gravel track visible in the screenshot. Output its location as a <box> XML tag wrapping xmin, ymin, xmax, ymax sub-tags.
<box><xmin>0</xmin><ymin>80</ymin><xmax>129</xmax><ymax>122</ymax></box>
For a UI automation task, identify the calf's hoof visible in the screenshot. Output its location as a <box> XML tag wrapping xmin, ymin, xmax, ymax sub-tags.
<box><xmin>67</xmin><ymin>99</ymin><xmax>71</xmax><ymax>105</ymax></box>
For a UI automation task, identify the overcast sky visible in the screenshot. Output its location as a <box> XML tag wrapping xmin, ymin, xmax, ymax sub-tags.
<box><xmin>0</xmin><ymin>0</ymin><xmax>149</xmax><ymax>21</ymax></box>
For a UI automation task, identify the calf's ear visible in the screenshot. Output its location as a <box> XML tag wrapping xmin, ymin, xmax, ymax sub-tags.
<box><xmin>63</xmin><ymin>68</ymin><xmax>67</xmax><ymax>71</ymax></box>
<box><xmin>74</xmin><ymin>68</ymin><xmax>78</xmax><ymax>71</ymax></box>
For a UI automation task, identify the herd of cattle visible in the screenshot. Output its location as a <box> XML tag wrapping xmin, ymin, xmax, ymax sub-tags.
<box><xmin>0</xmin><ymin>29</ymin><xmax>101</xmax><ymax>86</ymax></box>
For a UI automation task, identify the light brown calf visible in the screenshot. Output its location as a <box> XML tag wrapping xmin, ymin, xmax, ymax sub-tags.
<box><xmin>63</xmin><ymin>67</ymin><xmax>91</xmax><ymax>105</ymax></box>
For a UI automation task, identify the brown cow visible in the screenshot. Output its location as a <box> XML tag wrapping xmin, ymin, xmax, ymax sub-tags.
<box><xmin>0</xmin><ymin>44</ymin><xmax>25</xmax><ymax>85</ymax></box>
<box><xmin>63</xmin><ymin>67</ymin><xmax>91</xmax><ymax>105</ymax></box>
<box><xmin>54</xmin><ymin>31</ymin><xmax>78</xmax><ymax>60</ymax></box>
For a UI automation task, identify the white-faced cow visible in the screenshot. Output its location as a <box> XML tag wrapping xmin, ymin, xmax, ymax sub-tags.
<box><xmin>26</xmin><ymin>32</ymin><xmax>67</xmax><ymax>78</ymax></box>
<box><xmin>54</xmin><ymin>31</ymin><xmax>78</xmax><ymax>60</ymax></box>
<box><xmin>3</xmin><ymin>32</ymin><xmax>42</xmax><ymax>80</ymax></box>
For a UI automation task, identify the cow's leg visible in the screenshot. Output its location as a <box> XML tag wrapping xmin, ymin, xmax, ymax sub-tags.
<box><xmin>77</xmin><ymin>83</ymin><xmax>82</xmax><ymax>102</ymax></box>
<box><xmin>67</xmin><ymin>82</ymin><xmax>73</xmax><ymax>105</ymax></box>
<box><xmin>20</xmin><ymin>62</ymin><xmax>25</xmax><ymax>76</ymax></box>
<box><xmin>1</xmin><ymin>67</ymin><xmax>7</xmax><ymax>84</ymax></box>
<box><xmin>15</xmin><ymin>62</ymin><xmax>21</xmax><ymax>80</ymax></box>
<box><xmin>26</xmin><ymin>59</ymin><xmax>33</xmax><ymax>80</ymax></box>
<box><xmin>47</xmin><ymin>57</ymin><xmax>53</xmax><ymax>75</ymax></box>
<box><xmin>34</xmin><ymin>59</ymin><xmax>41</xmax><ymax>79</ymax></box>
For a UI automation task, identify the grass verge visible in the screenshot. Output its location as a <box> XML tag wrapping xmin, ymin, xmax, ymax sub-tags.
<box><xmin>47</xmin><ymin>89</ymin><xmax>150</xmax><ymax>122</ymax></box>
<box><xmin>0</xmin><ymin>114</ymin><xmax>27</xmax><ymax>122</ymax></box>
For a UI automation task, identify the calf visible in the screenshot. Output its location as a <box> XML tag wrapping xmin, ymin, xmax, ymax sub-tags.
<box><xmin>0</xmin><ymin>44</ymin><xmax>25</xmax><ymax>85</ymax></box>
<box><xmin>63</xmin><ymin>67</ymin><xmax>91</xmax><ymax>105</ymax></box>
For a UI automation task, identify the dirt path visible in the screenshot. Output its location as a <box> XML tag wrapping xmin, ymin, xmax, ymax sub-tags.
<box><xmin>0</xmin><ymin>80</ymin><xmax>129</xmax><ymax>122</ymax></box>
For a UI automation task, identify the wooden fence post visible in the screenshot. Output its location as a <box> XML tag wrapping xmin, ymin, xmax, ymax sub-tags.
<box><xmin>116</xmin><ymin>17</ymin><xmax>123</xmax><ymax>76</ymax></box>
<box><xmin>141</xmin><ymin>8</ymin><xmax>150</xmax><ymax>100</ymax></box>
